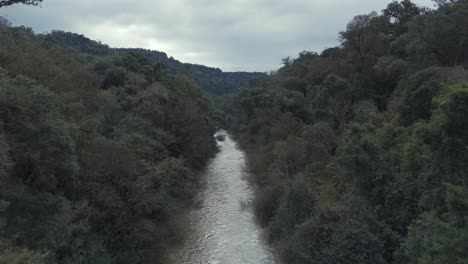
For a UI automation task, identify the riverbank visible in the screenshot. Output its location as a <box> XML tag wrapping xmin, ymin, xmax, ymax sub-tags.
<box><xmin>175</xmin><ymin>133</ymin><xmax>275</xmax><ymax>264</ymax></box>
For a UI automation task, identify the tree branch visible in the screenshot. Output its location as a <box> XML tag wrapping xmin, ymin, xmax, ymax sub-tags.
<box><xmin>0</xmin><ymin>0</ymin><xmax>42</xmax><ymax>8</ymax></box>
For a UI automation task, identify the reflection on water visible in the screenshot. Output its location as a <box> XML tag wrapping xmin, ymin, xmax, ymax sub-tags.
<box><xmin>176</xmin><ymin>132</ymin><xmax>275</xmax><ymax>264</ymax></box>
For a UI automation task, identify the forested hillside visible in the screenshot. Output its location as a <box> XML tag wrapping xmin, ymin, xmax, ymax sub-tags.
<box><xmin>43</xmin><ymin>31</ymin><xmax>265</xmax><ymax>96</ymax></box>
<box><xmin>227</xmin><ymin>0</ymin><xmax>468</xmax><ymax>263</ymax></box>
<box><xmin>0</xmin><ymin>17</ymin><xmax>220</xmax><ymax>263</ymax></box>
<box><xmin>2</xmin><ymin>0</ymin><xmax>468</xmax><ymax>263</ymax></box>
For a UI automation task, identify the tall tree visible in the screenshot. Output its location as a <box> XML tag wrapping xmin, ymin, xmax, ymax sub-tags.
<box><xmin>383</xmin><ymin>0</ymin><xmax>424</xmax><ymax>35</ymax></box>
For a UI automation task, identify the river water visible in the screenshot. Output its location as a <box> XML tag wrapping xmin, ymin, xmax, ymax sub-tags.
<box><xmin>176</xmin><ymin>133</ymin><xmax>275</xmax><ymax>264</ymax></box>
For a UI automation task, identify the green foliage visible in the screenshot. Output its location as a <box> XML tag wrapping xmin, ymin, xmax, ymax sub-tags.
<box><xmin>436</xmin><ymin>81</ymin><xmax>468</xmax><ymax>141</ymax></box>
<box><xmin>396</xmin><ymin>68</ymin><xmax>444</xmax><ymax>125</ymax></box>
<box><xmin>402</xmin><ymin>185</ymin><xmax>468</xmax><ymax>264</ymax></box>
<box><xmin>42</xmin><ymin>31</ymin><xmax>265</xmax><ymax>96</ymax></box>
<box><xmin>102</xmin><ymin>66</ymin><xmax>127</xmax><ymax>89</ymax></box>
<box><xmin>1</xmin><ymin>0</ymin><xmax>467</xmax><ymax>263</ymax></box>
<box><xmin>398</xmin><ymin>1</ymin><xmax>468</xmax><ymax>66</ymax></box>
<box><xmin>226</xmin><ymin>1</ymin><xmax>468</xmax><ymax>263</ymax></box>
<box><xmin>0</xmin><ymin>17</ymin><xmax>219</xmax><ymax>263</ymax></box>
<box><xmin>117</xmin><ymin>52</ymin><xmax>163</xmax><ymax>83</ymax></box>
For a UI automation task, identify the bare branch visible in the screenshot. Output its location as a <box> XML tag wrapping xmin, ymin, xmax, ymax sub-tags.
<box><xmin>0</xmin><ymin>0</ymin><xmax>42</xmax><ymax>8</ymax></box>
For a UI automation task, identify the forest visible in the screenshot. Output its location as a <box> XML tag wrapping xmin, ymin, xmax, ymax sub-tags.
<box><xmin>43</xmin><ymin>31</ymin><xmax>265</xmax><ymax>96</ymax></box>
<box><xmin>0</xmin><ymin>8</ymin><xmax>223</xmax><ymax>263</ymax></box>
<box><xmin>226</xmin><ymin>0</ymin><xmax>468</xmax><ymax>263</ymax></box>
<box><xmin>1</xmin><ymin>0</ymin><xmax>468</xmax><ymax>263</ymax></box>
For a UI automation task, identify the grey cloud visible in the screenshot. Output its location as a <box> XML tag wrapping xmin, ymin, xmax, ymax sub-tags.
<box><xmin>1</xmin><ymin>0</ymin><xmax>434</xmax><ymax>72</ymax></box>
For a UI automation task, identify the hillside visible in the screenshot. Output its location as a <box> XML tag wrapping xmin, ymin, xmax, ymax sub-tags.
<box><xmin>1</xmin><ymin>0</ymin><xmax>468</xmax><ymax>263</ymax></box>
<box><xmin>43</xmin><ymin>31</ymin><xmax>265</xmax><ymax>95</ymax></box>
<box><xmin>226</xmin><ymin>0</ymin><xmax>468</xmax><ymax>263</ymax></box>
<box><xmin>0</xmin><ymin>18</ymin><xmax>220</xmax><ymax>263</ymax></box>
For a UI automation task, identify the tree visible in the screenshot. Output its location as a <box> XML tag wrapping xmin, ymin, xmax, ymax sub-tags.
<box><xmin>0</xmin><ymin>17</ymin><xmax>220</xmax><ymax>262</ymax></box>
<box><xmin>225</xmin><ymin>1</ymin><xmax>468</xmax><ymax>263</ymax></box>
<box><xmin>383</xmin><ymin>0</ymin><xmax>424</xmax><ymax>35</ymax></box>
<box><xmin>432</xmin><ymin>0</ymin><xmax>462</xmax><ymax>6</ymax></box>
<box><xmin>398</xmin><ymin>2</ymin><xmax>468</xmax><ymax>66</ymax></box>
<box><xmin>0</xmin><ymin>0</ymin><xmax>42</xmax><ymax>7</ymax></box>
<box><xmin>340</xmin><ymin>13</ymin><xmax>391</xmax><ymax>72</ymax></box>
<box><xmin>312</xmin><ymin>75</ymin><xmax>357</xmax><ymax>129</ymax></box>
<box><xmin>402</xmin><ymin>185</ymin><xmax>468</xmax><ymax>264</ymax></box>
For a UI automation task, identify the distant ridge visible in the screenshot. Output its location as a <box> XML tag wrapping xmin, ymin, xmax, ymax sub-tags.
<box><xmin>42</xmin><ymin>31</ymin><xmax>265</xmax><ymax>95</ymax></box>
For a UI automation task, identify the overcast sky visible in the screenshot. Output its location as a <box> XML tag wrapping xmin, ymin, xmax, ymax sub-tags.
<box><xmin>1</xmin><ymin>0</ymin><xmax>434</xmax><ymax>72</ymax></box>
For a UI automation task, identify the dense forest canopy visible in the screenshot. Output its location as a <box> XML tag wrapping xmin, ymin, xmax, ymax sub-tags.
<box><xmin>0</xmin><ymin>15</ymin><xmax>221</xmax><ymax>263</ymax></box>
<box><xmin>41</xmin><ymin>31</ymin><xmax>265</xmax><ymax>96</ymax></box>
<box><xmin>226</xmin><ymin>0</ymin><xmax>468</xmax><ymax>263</ymax></box>
<box><xmin>1</xmin><ymin>0</ymin><xmax>468</xmax><ymax>263</ymax></box>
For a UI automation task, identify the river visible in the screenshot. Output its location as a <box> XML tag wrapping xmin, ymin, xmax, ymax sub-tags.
<box><xmin>176</xmin><ymin>132</ymin><xmax>275</xmax><ymax>264</ymax></box>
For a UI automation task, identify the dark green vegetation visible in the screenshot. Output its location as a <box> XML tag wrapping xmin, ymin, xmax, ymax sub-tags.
<box><xmin>2</xmin><ymin>0</ymin><xmax>468</xmax><ymax>263</ymax></box>
<box><xmin>43</xmin><ymin>31</ymin><xmax>265</xmax><ymax>96</ymax></box>
<box><xmin>0</xmin><ymin>17</ymin><xmax>221</xmax><ymax>263</ymax></box>
<box><xmin>226</xmin><ymin>0</ymin><xmax>468</xmax><ymax>263</ymax></box>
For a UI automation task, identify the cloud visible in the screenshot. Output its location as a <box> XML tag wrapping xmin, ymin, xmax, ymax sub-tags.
<box><xmin>1</xmin><ymin>0</ymin><xmax>434</xmax><ymax>72</ymax></box>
